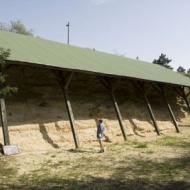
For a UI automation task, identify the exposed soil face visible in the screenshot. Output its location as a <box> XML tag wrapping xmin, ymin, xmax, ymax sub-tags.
<box><xmin>0</xmin><ymin>66</ymin><xmax>190</xmax><ymax>189</ymax></box>
<box><xmin>0</xmin><ymin>65</ymin><xmax>190</xmax><ymax>152</ymax></box>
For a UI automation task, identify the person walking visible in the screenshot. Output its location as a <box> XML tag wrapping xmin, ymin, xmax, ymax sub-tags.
<box><xmin>97</xmin><ymin>119</ymin><xmax>105</xmax><ymax>153</ymax></box>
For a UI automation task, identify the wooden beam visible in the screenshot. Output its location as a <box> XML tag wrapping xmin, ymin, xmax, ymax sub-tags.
<box><xmin>63</xmin><ymin>87</ymin><xmax>80</xmax><ymax>148</ymax></box>
<box><xmin>99</xmin><ymin>77</ymin><xmax>127</xmax><ymax>141</ymax></box>
<box><xmin>97</xmin><ymin>76</ymin><xmax>109</xmax><ymax>89</ymax></box>
<box><xmin>143</xmin><ymin>83</ymin><xmax>160</xmax><ymax>135</ymax></box>
<box><xmin>54</xmin><ymin>71</ymin><xmax>80</xmax><ymax>148</ymax></box>
<box><xmin>164</xmin><ymin>95</ymin><xmax>180</xmax><ymax>133</ymax></box>
<box><xmin>0</xmin><ymin>94</ymin><xmax>10</xmax><ymax>145</ymax></box>
<box><xmin>154</xmin><ymin>84</ymin><xmax>179</xmax><ymax>133</ymax></box>
<box><xmin>112</xmin><ymin>78</ymin><xmax>121</xmax><ymax>92</ymax></box>
<box><xmin>144</xmin><ymin>84</ymin><xmax>152</xmax><ymax>95</ymax></box>
<box><xmin>110</xmin><ymin>89</ymin><xmax>127</xmax><ymax>140</ymax></box>
<box><xmin>131</xmin><ymin>81</ymin><xmax>160</xmax><ymax>135</ymax></box>
<box><xmin>65</xmin><ymin>72</ymin><xmax>74</xmax><ymax>90</ymax></box>
<box><xmin>143</xmin><ymin>91</ymin><xmax>160</xmax><ymax>135</ymax></box>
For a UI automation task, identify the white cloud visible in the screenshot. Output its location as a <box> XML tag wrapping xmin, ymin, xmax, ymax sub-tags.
<box><xmin>90</xmin><ymin>0</ymin><xmax>115</xmax><ymax>5</ymax></box>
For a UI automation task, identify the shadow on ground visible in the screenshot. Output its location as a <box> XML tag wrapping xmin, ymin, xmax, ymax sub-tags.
<box><xmin>1</xmin><ymin>177</ymin><xmax>190</xmax><ymax>190</ymax></box>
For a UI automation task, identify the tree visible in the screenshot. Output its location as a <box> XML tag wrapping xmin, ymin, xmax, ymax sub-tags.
<box><xmin>177</xmin><ymin>66</ymin><xmax>186</xmax><ymax>73</ymax></box>
<box><xmin>153</xmin><ymin>53</ymin><xmax>173</xmax><ymax>70</ymax></box>
<box><xmin>0</xmin><ymin>20</ymin><xmax>34</xmax><ymax>36</ymax></box>
<box><xmin>0</xmin><ymin>20</ymin><xmax>32</xmax><ymax>146</ymax></box>
<box><xmin>186</xmin><ymin>68</ymin><xmax>190</xmax><ymax>78</ymax></box>
<box><xmin>0</xmin><ymin>48</ymin><xmax>18</xmax><ymax>145</ymax></box>
<box><xmin>0</xmin><ymin>48</ymin><xmax>18</xmax><ymax>95</ymax></box>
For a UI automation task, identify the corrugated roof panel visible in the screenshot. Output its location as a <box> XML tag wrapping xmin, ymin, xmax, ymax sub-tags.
<box><xmin>0</xmin><ymin>30</ymin><xmax>190</xmax><ymax>87</ymax></box>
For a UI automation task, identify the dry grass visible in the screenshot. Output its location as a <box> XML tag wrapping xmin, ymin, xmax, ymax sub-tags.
<box><xmin>0</xmin><ymin>130</ymin><xmax>190</xmax><ymax>190</ymax></box>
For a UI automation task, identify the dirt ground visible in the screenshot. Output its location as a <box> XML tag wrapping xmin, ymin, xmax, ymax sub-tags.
<box><xmin>0</xmin><ymin>124</ymin><xmax>190</xmax><ymax>190</ymax></box>
<box><xmin>13</xmin><ymin>125</ymin><xmax>190</xmax><ymax>172</ymax></box>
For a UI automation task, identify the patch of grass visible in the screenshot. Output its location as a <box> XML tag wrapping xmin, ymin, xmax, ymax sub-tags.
<box><xmin>1</xmin><ymin>133</ymin><xmax>190</xmax><ymax>190</ymax></box>
<box><xmin>106</xmin><ymin>142</ymin><xmax>125</xmax><ymax>152</ymax></box>
<box><xmin>154</xmin><ymin>136</ymin><xmax>186</xmax><ymax>146</ymax></box>
<box><xmin>146</xmin><ymin>150</ymin><xmax>154</xmax><ymax>154</ymax></box>
<box><xmin>134</xmin><ymin>142</ymin><xmax>148</xmax><ymax>148</ymax></box>
<box><xmin>107</xmin><ymin>140</ymin><xmax>149</xmax><ymax>151</ymax></box>
<box><xmin>132</xmin><ymin>155</ymin><xmax>190</xmax><ymax>181</ymax></box>
<box><xmin>0</xmin><ymin>156</ymin><xmax>19</xmax><ymax>190</ymax></box>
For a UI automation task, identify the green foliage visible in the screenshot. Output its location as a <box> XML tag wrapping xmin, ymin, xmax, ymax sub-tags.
<box><xmin>0</xmin><ymin>48</ymin><xmax>10</xmax><ymax>67</ymax></box>
<box><xmin>153</xmin><ymin>53</ymin><xmax>173</xmax><ymax>70</ymax></box>
<box><xmin>177</xmin><ymin>66</ymin><xmax>186</xmax><ymax>73</ymax></box>
<box><xmin>186</xmin><ymin>68</ymin><xmax>190</xmax><ymax>78</ymax></box>
<box><xmin>0</xmin><ymin>20</ymin><xmax>33</xmax><ymax>36</ymax></box>
<box><xmin>134</xmin><ymin>142</ymin><xmax>148</xmax><ymax>148</ymax></box>
<box><xmin>177</xmin><ymin>67</ymin><xmax>190</xmax><ymax>78</ymax></box>
<box><xmin>0</xmin><ymin>72</ymin><xmax>8</xmax><ymax>83</ymax></box>
<box><xmin>0</xmin><ymin>20</ymin><xmax>32</xmax><ymax>95</ymax></box>
<box><xmin>1</xmin><ymin>86</ymin><xmax>18</xmax><ymax>96</ymax></box>
<box><xmin>153</xmin><ymin>136</ymin><xmax>186</xmax><ymax>146</ymax></box>
<box><xmin>0</xmin><ymin>47</ymin><xmax>18</xmax><ymax>96</ymax></box>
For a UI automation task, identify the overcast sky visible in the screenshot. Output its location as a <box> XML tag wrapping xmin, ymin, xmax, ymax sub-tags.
<box><xmin>1</xmin><ymin>0</ymin><xmax>190</xmax><ymax>71</ymax></box>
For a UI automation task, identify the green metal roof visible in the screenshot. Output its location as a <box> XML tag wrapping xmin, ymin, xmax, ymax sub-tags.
<box><xmin>0</xmin><ymin>30</ymin><xmax>190</xmax><ymax>87</ymax></box>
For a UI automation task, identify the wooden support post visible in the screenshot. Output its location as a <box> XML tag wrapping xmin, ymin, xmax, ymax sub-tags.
<box><xmin>186</xmin><ymin>90</ymin><xmax>190</xmax><ymax>112</ymax></box>
<box><xmin>99</xmin><ymin>77</ymin><xmax>127</xmax><ymax>141</ymax></box>
<box><xmin>110</xmin><ymin>91</ymin><xmax>127</xmax><ymax>141</ymax></box>
<box><xmin>131</xmin><ymin>81</ymin><xmax>160</xmax><ymax>135</ymax></box>
<box><xmin>55</xmin><ymin>71</ymin><xmax>80</xmax><ymax>148</ymax></box>
<box><xmin>154</xmin><ymin>84</ymin><xmax>179</xmax><ymax>133</ymax></box>
<box><xmin>163</xmin><ymin>95</ymin><xmax>180</xmax><ymax>133</ymax></box>
<box><xmin>143</xmin><ymin>92</ymin><xmax>160</xmax><ymax>135</ymax></box>
<box><xmin>63</xmin><ymin>87</ymin><xmax>80</xmax><ymax>148</ymax></box>
<box><xmin>0</xmin><ymin>94</ymin><xmax>10</xmax><ymax>145</ymax></box>
<box><xmin>110</xmin><ymin>89</ymin><xmax>127</xmax><ymax>140</ymax></box>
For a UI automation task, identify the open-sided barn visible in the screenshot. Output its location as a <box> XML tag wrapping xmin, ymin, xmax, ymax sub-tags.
<box><xmin>0</xmin><ymin>30</ymin><xmax>190</xmax><ymax>150</ymax></box>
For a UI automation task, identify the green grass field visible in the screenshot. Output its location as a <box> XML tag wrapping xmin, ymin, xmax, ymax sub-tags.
<box><xmin>0</xmin><ymin>135</ymin><xmax>190</xmax><ymax>190</ymax></box>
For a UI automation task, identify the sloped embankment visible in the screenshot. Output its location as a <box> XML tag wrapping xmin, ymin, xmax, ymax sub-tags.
<box><xmin>0</xmin><ymin>66</ymin><xmax>189</xmax><ymax>152</ymax></box>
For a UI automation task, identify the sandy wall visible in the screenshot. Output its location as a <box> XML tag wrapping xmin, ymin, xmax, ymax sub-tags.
<box><xmin>0</xmin><ymin>66</ymin><xmax>189</xmax><ymax>152</ymax></box>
